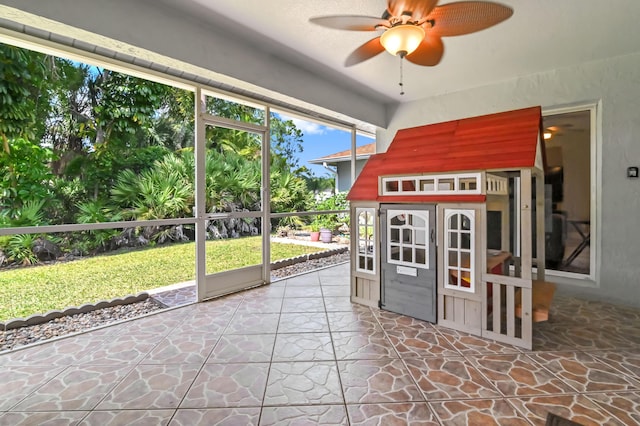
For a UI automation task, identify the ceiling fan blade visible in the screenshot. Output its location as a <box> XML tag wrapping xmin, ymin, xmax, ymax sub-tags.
<box><xmin>405</xmin><ymin>35</ymin><xmax>444</xmax><ymax>66</ymax></box>
<box><xmin>427</xmin><ymin>1</ymin><xmax>513</xmax><ymax>37</ymax></box>
<box><xmin>345</xmin><ymin>37</ymin><xmax>385</xmax><ymax>67</ymax></box>
<box><xmin>387</xmin><ymin>0</ymin><xmax>438</xmax><ymax>20</ymax></box>
<box><xmin>309</xmin><ymin>15</ymin><xmax>389</xmax><ymax>31</ymax></box>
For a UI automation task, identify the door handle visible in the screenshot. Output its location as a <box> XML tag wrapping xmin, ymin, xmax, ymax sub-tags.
<box><xmin>430</xmin><ymin>229</ymin><xmax>435</xmax><ymax>243</ymax></box>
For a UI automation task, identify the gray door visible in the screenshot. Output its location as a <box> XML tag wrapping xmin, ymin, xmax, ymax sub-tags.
<box><xmin>381</xmin><ymin>204</ymin><xmax>437</xmax><ymax>323</ymax></box>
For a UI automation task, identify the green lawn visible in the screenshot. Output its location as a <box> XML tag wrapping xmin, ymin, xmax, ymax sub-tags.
<box><xmin>0</xmin><ymin>237</ymin><xmax>323</xmax><ymax>321</ymax></box>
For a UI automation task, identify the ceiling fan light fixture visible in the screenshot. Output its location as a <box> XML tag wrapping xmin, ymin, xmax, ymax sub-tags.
<box><xmin>380</xmin><ymin>24</ymin><xmax>425</xmax><ymax>57</ymax></box>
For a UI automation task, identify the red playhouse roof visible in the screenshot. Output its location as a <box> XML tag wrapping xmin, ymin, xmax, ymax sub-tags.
<box><xmin>347</xmin><ymin>106</ymin><xmax>544</xmax><ymax>202</ymax></box>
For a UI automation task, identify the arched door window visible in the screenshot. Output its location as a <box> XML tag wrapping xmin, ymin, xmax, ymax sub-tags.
<box><xmin>387</xmin><ymin>210</ymin><xmax>429</xmax><ymax>269</ymax></box>
<box><xmin>445</xmin><ymin>209</ymin><xmax>475</xmax><ymax>292</ymax></box>
<box><xmin>356</xmin><ymin>208</ymin><xmax>375</xmax><ymax>273</ymax></box>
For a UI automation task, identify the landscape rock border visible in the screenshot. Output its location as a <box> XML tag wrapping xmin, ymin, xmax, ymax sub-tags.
<box><xmin>270</xmin><ymin>246</ymin><xmax>348</xmax><ymax>270</ymax></box>
<box><xmin>1</xmin><ymin>292</ymin><xmax>149</xmax><ymax>331</ymax></box>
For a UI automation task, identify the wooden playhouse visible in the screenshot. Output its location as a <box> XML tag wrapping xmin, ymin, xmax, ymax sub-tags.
<box><xmin>347</xmin><ymin>106</ymin><xmax>555</xmax><ymax>349</ymax></box>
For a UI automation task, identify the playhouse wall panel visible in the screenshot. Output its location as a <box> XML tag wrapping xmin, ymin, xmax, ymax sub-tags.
<box><xmin>439</xmin><ymin>294</ymin><xmax>482</xmax><ymax>335</ymax></box>
<box><xmin>351</xmin><ymin>276</ymin><xmax>379</xmax><ymax>308</ymax></box>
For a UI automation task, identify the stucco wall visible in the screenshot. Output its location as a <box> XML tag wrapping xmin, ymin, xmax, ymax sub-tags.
<box><xmin>379</xmin><ymin>52</ymin><xmax>640</xmax><ymax>308</ymax></box>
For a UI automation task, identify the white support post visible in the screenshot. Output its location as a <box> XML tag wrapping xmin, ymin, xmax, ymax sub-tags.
<box><xmin>519</xmin><ymin>168</ymin><xmax>533</xmax><ymax>346</ymax></box>
<box><xmin>262</xmin><ymin>107</ymin><xmax>271</xmax><ymax>284</ymax></box>
<box><xmin>351</xmin><ymin>125</ymin><xmax>357</xmax><ymax>188</ymax></box>
<box><xmin>535</xmin><ymin>170</ymin><xmax>546</xmax><ymax>281</ymax></box>
<box><xmin>194</xmin><ymin>88</ymin><xmax>207</xmax><ymax>302</ymax></box>
<box><xmin>520</xmin><ymin>169</ymin><xmax>533</xmax><ymax>279</ymax></box>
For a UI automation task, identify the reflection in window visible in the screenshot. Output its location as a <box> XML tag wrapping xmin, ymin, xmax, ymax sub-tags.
<box><xmin>445</xmin><ymin>209</ymin><xmax>475</xmax><ymax>292</ymax></box>
<box><xmin>356</xmin><ymin>208</ymin><xmax>375</xmax><ymax>273</ymax></box>
<box><xmin>542</xmin><ymin>108</ymin><xmax>592</xmax><ymax>276</ymax></box>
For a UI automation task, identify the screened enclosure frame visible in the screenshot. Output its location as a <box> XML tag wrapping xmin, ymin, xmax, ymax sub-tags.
<box><xmin>0</xmin><ymin>31</ymin><xmax>373</xmax><ymax>306</ymax></box>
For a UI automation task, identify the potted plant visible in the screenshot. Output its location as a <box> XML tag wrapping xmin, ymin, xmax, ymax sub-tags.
<box><xmin>318</xmin><ymin>217</ymin><xmax>334</xmax><ymax>243</ymax></box>
<box><xmin>309</xmin><ymin>220</ymin><xmax>321</xmax><ymax>242</ymax></box>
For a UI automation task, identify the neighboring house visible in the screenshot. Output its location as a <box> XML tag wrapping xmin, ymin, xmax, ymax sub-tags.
<box><xmin>308</xmin><ymin>143</ymin><xmax>375</xmax><ymax>193</ymax></box>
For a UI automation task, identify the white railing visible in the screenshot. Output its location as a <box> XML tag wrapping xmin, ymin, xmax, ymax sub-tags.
<box><xmin>486</xmin><ymin>174</ymin><xmax>508</xmax><ymax>195</ymax></box>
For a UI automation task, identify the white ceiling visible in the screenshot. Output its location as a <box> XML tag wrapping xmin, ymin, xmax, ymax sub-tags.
<box><xmin>156</xmin><ymin>0</ymin><xmax>640</xmax><ymax>103</ymax></box>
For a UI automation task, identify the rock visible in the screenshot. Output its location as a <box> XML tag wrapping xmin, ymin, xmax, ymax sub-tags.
<box><xmin>31</xmin><ymin>237</ymin><xmax>62</xmax><ymax>261</ymax></box>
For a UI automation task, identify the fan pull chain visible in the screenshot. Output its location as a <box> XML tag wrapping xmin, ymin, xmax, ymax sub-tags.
<box><xmin>399</xmin><ymin>56</ymin><xmax>405</xmax><ymax>96</ymax></box>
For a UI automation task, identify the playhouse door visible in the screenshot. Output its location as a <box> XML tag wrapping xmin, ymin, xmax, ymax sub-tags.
<box><xmin>380</xmin><ymin>204</ymin><xmax>436</xmax><ymax>323</ymax></box>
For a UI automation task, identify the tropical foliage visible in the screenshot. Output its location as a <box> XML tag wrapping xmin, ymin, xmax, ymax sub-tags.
<box><xmin>0</xmin><ymin>43</ymin><xmax>326</xmax><ymax>267</ymax></box>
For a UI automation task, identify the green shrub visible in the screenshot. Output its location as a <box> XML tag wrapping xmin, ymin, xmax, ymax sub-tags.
<box><xmin>6</xmin><ymin>234</ymin><xmax>38</xmax><ymax>265</ymax></box>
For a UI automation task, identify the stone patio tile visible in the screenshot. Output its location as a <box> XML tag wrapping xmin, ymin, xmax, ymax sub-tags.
<box><xmin>430</xmin><ymin>398</ymin><xmax>530</xmax><ymax>425</ymax></box>
<box><xmin>97</xmin><ymin>364</ymin><xmax>200</xmax><ymax>409</ymax></box>
<box><xmin>387</xmin><ymin>327</ymin><xmax>460</xmax><ymax>358</ymax></box>
<box><xmin>277</xmin><ymin>312</ymin><xmax>329</xmax><ymax>333</ymax></box>
<box><xmin>0</xmin><ymin>411</ymin><xmax>89</xmax><ymax>425</ymax></box>
<box><xmin>528</xmin><ymin>351</ymin><xmax>640</xmax><ymax>393</ymax></box>
<box><xmin>405</xmin><ymin>357</ymin><xmax>501</xmax><ymax>401</ymax></box>
<box><xmin>170</xmin><ymin>408</ymin><xmax>260</xmax><ymax>425</ymax></box>
<box><xmin>0</xmin><ymin>366</ymin><xmax>67</xmax><ymax>411</ymax></box>
<box><xmin>588</xmin><ymin>391</ymin><xmax>640</xmax><ymax>426</ymax></box>
<box><xmin>260</xmin><ymin>405</ymin><xmax>348</xmax><ymax>425</ymax></box>
<box><xmin>338</xmin><ymin>358</ymin><xmax>422</xmax><ymax>404</ymax></box>
<box><xmin>284</xmin><ymin>286</ymin><xmax>323</xmax><ymax>298</ymax></box>
<box><xmin>13</xmin><ymin>365</ymin><xmax>133</xmax><ymax>411</ymax></box>
<box><xmin>207</xmin><ymin>334</ymin><xmax>276</xmax><ymax>363</ymax></box>
<box><xmin>181</xmin><ymin>363</ymin><xmax>269</xmax><ymax>408</ymax></box>
<box><xmin>332</xmin><ymin>331</ymin><xmax>397</xmax><ymax>360</ymax></box>
<box><xmin>224</xmin><ymin>313</ymin><xmax>280</xmax><ymax>335</ymax></box>
<box><xmin>466</xmin><ymin>354</ymin><xmax>575</xmax><ymax>396</ymax></box>
<box><xmin>281</xmin><ymin>297</ymin><xmax>325</xmax><ymax>313</ymax></box>
<box><xmin>327</xmin><ymin>310</ymin><xmax>381</xmax><ymax>333</ymax></box>
<box><xmin>142</xmin><ymin>333</ymin><xmax>220</xmax><ymax>364</ymax></box>
<box><xmin>79</xmin><ymin>409</ymin><xmax>175</xmax><ymax>425</ymax></box>
<box><xmin>264</xmin><ymin>361</ymin><xmax>343</xmax><ymax>405</ymax></box>
<box><xmin>508</xmin><ymin>394</ymin><xmax>625</xmax><ymax>426</ymax></box>
<box><xmin>347</xmin><ymin>402</ymin><xmax>439</xmax><ymax>425</ymax></box>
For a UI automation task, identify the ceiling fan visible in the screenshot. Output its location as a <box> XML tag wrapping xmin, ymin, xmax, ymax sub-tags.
<box><xmin>310</xmin><ymin>1</ymin><xmax>513</xmax><ymax>68</ymax></box>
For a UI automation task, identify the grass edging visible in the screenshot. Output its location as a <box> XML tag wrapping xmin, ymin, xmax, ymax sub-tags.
<box><xmin>270</xmin><ymin>246</ymin><xmax>348</xmax><ymax>269</ymax></box>
<box><xmin>1</xmin><ymin>292</ymin><xmax>149</xmax><ymax>331</ymax></box>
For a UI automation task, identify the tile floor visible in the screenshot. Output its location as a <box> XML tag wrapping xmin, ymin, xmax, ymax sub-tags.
<box><xmin>1</xmin><ymin>263</ymin><xmax>639</xmax><ymax>425</ymax></box>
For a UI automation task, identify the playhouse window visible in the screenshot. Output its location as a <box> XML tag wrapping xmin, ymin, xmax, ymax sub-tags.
<box><xmin>420</xmin><ymin>178</ymin><xmax>435</xmax><ymax>191</ymax></box>
<box><xmin>385</xmin><ymin>181</ymin><xmax>399</xmax><ymax>193</ymax></box>
<box><xmin>460</xmin><ymin>177</ymin><xmax>478</xmax><ymax>191</ymax></box>
<box><xmin>387</xmin><ymin>210</ymin><xmax>429</xmax><ymax>269</ymax></box>
<box><xmin>438</xmin><ymin>178</ymin><xmax>455</xmax><ymax>191</ymax></box>
<box><xmin>356</xmin><ymin>208</ymin><xmax>375</xmax><ymax>273</ymax></box>
<box><xmin>381</xmin><ymin>173</ymin><xmax>481</xmax><ymax>196</ymax></box>
<box><xmin>445</xmin><ymin>209</ymin><xmax>475</xmax><ymax>292</ymax></box>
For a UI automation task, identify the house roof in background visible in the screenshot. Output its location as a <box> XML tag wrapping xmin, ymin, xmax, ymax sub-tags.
<box><xmin>308</xmin><ymin>142</ymin><xmax>375</xmax><ymax>165</ymax></box>
<box><xmin>348</xmin><ymin>106</ymin><xmax>543</xmax><ymax>202</ymax></box>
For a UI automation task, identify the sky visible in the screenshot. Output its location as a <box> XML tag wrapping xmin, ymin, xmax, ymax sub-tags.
<box><xmin>278</xmin><ymin>114</ymin><xmax>375</xmax><ymax>177</ymax></box>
